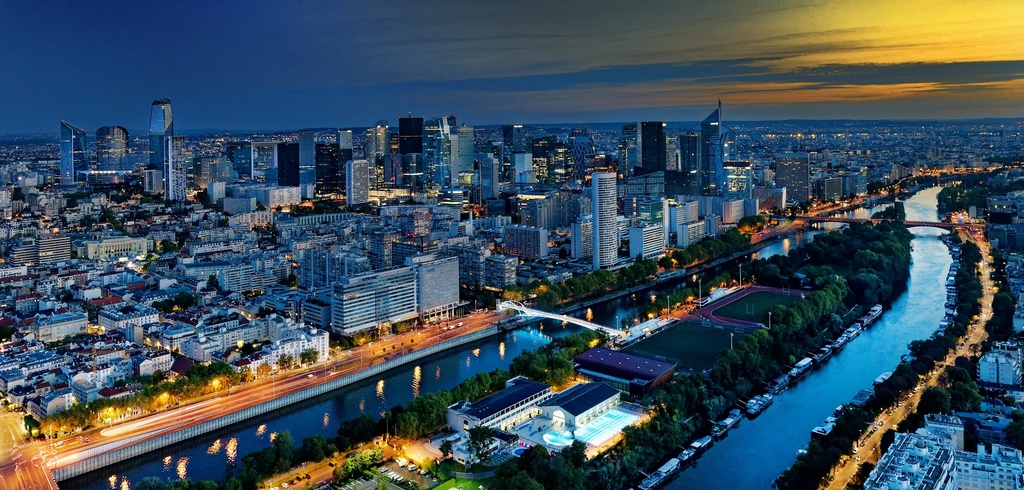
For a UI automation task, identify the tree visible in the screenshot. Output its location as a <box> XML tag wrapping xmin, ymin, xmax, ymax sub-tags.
<box><xmin>439</xmin><ymin>439</ymin><xmax>454</xmax><ymax>460</ymax></box>
<box><xmin>299</xmin><ymin>348</ymin><xmax>319</xmax><ymax>366</ymax></box>
<box><xmin>918</xmin><ymin>387</ymin><xmax>952</xmax><ymax>415</ymax></box>
<box><xmin>467</xmin><ymin>426</ymin><xmax>495</xmax><ymax>465</ymax></box>
<box><xmin>208</xmin><ymin>274</ymin><xmax>220</xmax><ymax>291</ymax></box>
<box><xmin>277</xmin><ymin>354</ymin><xmax>295</xmax><ymax>371</ymax></box>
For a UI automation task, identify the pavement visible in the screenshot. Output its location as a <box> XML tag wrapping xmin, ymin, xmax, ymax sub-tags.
<box><xmin>825</xmin><ymin>230</ymin><xmax>992</xmax><ymax>489</ymax></box>
<box><xmin>19</xmin><ymin>309</ymin><xmax>504</xmax><ymax>482</ymax></box>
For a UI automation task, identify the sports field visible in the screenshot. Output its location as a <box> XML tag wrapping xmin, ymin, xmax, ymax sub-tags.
<box><xmin>711</xmin><ymin>291</ymin><xmax>801</xmax><ymax>323</ymax></box>
<box><xmin>624</xmin><ymin>321</ymin><xmax>742</xmax><ymax>370</ymax></box>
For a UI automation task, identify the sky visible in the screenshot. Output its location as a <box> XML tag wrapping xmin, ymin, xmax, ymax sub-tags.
<box><xmin>1</xmin><ymin>0</ymin><xmax>1023</xmax><ymax>133</ymax></box>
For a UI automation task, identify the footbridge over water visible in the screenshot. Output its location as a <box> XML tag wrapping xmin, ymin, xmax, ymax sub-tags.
<box><xmin>790</xmin><ymin>216</ymin><xmax>979</xmax><ymax>230</ymax></box>
<box><xmin>497</xmin><ymin>301</ymin><xmax>628</xmax><ymax>338</ymax></box>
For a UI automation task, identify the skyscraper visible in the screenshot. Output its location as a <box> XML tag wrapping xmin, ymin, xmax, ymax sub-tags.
<box><xmin>722</xmin><ymin>160</ymin><xmax>752</xmax><ymax>200</ymax></box>
<box><xmin>700</xmin><ymin>102</ymin><xmax>722</xmax><ymax>196</ymax></box>
<box><xmin>337</xmin><ymin>130</ymin><xmax>353</xmax><ymax>150</ymax></box>
<box><xmin>225</xmin><ymin>141</ymin><xmax>254</xmax><ymax>178</ymax></box>
<box><xmin>591</xmin><ymin>172</ymin><xmax>618</xmax><ymax>270</ymax></box>
<box><xmin>775</xmin><ymin>153</ymin><xmax>811</xmax><ymax>204</ymax></box>
<box><xmin>96</xmin><ymin>126</ymin><xmax>129</xmax><ymax>172</ymax></box>
<box><xmin>314</xmin><ymin>143</ymin><xmax>345</xmax><ymax>195</ymax></box>
<box><xmin>59</xmin><ymin>120</ymin><xmax>86</xmax><ymax>185</ymax></box>
<box><xmin>619</xmin><ymin>123</ymin><xmax>640</xmax><ymax>170</ymax></box>
<box><xmin>569</xmin><ymin>126</ymin><xmax>595</xmax><ymax>182</ymax></box>
<box><xmin>165</xmin><ymin>135</ymin><xmax>187</xmax><ymax>201</ymax></box>
<box><xmin>502</xmin><ymin>124</ymin><xmax>524</xmax><ymax>163</ymax></box>
<box><xmin>451</xmin><ymin>125</ymin><xmax>475</xmax><ymax>177</ymax></box>
<box><xmin>678</xmin><ymin>131</ymin><xmax>700</xmax><ymax>195</ymax></box>
<box><xmin>298</xmin><ymin>129</ymin><xmax>316</xmax><ymax>185</ymax></box>
<box><xmin>148</xmin><ymin>98</ymin><xmax>173</xmax><ymax>170</ymax></box>
<box><xmin>423</xmin><ymin>116</ymin><xmax>452</xmax><ymax>187</ymax></box>
<box><xmin>640</xmin><ymin>121</ymin><xmax>667</xmax><ymax>173</ymax></box>
<box><xmin>276</xmin><ymin>142</ymin><xmax>301</xmax><ymax>187</ymax></box>
<box><xmin>398</xmin><ymin>116</ymin><xmax>424</xmax><ymax>155</ymax></box>
<box><xmin>364</xmin><ymin>121</ymin><xmax>388</xmax><ymax>164</ymax></box>
<box><xmin>346</xmin><ymin>159</ymin><xmax>369</xmax><ymax>206</ymax></box>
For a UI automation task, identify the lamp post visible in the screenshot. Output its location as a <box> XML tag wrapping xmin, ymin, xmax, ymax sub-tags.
<box><xmin>768</xmin><ymin>311</ymin><xmax>772</xmax><ymax>330</ymax></box>
<box><xmin>698</xmin><ymin>278</ymin><xmax>703</xmax><ymax>310</ymax></box>
<box><xmin>739</xmin><ymin>263</ymin><xmax>743</xmax><ymax>288</ymax></box>
<box><xmin>730</xmin><ymin>332</ymin><xmax>734</xmax><ymax>350</ymax></box>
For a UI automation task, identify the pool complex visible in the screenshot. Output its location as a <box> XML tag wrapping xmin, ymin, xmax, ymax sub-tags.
<box><xmin>540</xmin><ymin>407</ymin><xmax>639</xmax><ymax>448</ymax></box>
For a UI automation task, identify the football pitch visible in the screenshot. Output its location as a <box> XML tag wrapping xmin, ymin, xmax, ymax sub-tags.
<box><xmin>624</xmin><ymin>321</ymin><xmax>741</xmax><ymax>370</ymax></box>
<box><xmin>711</xmin><ymin>291</ymin><xmax>801</xmax><ymax>323</ymax></box>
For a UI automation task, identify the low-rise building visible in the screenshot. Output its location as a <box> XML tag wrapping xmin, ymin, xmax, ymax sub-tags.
<box><xmin>74</xmin><ymin>236</ymin><xmax>152</xmax><ymax>261</ymax></box>
<box><xmin>538</xmin><ymin>382</ymin><xmax>620</xmax><ymax>433</ymax></box>
<box><xmin>32</xmin><ymin>312</ymin><xmax>88</xmax><ymax>342</ymax></box>
<box><xmin>447</xmin><ymin>376</ymin><xmax>552</xmax><ymax>434</ymax></box>
<box><xmin>979</xmin><ymin>342</ymin><xmax>1024</xmax><ymax>386</ymax></box>
<box><xmin>864</xmin><ymin>432</ymin><xmax>958</xmax><ymax>490</ymax></box>
<box><xmin>573</xmin><ymin>347</ymin><xmax>676</xmax><ymax>397</ymax></box>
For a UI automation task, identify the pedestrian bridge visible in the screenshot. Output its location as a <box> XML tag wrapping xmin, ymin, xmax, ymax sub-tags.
<box><xmin>497</xmin><ymin>301</ymin><xmax>628</xmax><ymax>338</ymax></box>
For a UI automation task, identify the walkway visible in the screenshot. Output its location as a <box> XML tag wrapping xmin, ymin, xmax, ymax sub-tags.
<box><xmin>497</xmin><ymin>301</ymin><xmax>628</xmax><ymax>337</ymax></box>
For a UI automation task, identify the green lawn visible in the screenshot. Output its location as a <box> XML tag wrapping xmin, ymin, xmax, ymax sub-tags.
<box><xmin>434</xmin><ymin>477</ymin><xmax>495</xmax><ymax>490</ymax></box>
<box><xmin>624</xmin><ymin>321</ymin><xmax>741</xmax><ymax>370</ymax></box>
<box><xmin>711</xmin><ymin>291</ymin><xmax>801</xmax><ymax>323</ymax></box>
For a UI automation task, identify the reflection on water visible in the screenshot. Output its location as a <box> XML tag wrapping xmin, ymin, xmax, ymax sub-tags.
<box><xmin>411</xmin><ymin>366</ymin><xmax>421</xmax><ymax>398</ymax></box>
<box><xmin>207</xmin><ymin>439</ymin><xmax>221</xmax><ymax>455</ymax></box>
<box><xmin>108</xmin><ymin>475</ymin><xmax>116</xmax><ymax>490</ymax></box>
<box><xmin>499</xmin><ymin>341</ymin><xmax>506</xmax><ymax>360</ymax></box>
<box><xmin>176</xmin><ymin>457</ymin><xmax>188</xmax><ymax>480</ymax></box>
<box><xmin>472</xmin><ymin>348</ymin><xmax>480</xmax><ymax>357</ymax></box>
<box><xmin>375</xmin><ymin>379</ymin><xmax>385</xmax><ymax>400</ymax></box>
<box><xmin>323</xmin><ymin>412</ymin><xmax>330</xmax><ymax>428</ymax></box>
<box><xmin>226</xmin><ymin>438</ymin><xmax>237</xmax><ymax>464</ymax></box>
<box><xmin>435</xmin><ymin>366</ymin><xmax>441</xmax><ymax>379</ymax></box>
<box><xmin>162</xmin><ymin>456</ymin><xmax>171</xmax><ymax>472</ymax></box>
<box><xmin>255</xmin><ymin>424</ymin><xmax>266</xmax><ymax>437</ymax></box>
<box><xmin>269</xmin><ymin>432</ymin><xmax>277</xmax><ymax>443</ymax></box>
<box><xmin>120</xmin><ymin>479</ymin><xmax>129</xmax><ymax>490</ymax></box>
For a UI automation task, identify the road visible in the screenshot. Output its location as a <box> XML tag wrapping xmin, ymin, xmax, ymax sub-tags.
<box><xmin>825</xmin><ymin>231</ymin><xmax>992</xmax><ymax>489</ymax></box>
<box><xmin>23</xmin><ymin>308</ymin><xmax>504</xmax><ymax>479</ymax></box>
<box><xmin>0</xmin><ymin>410</ymin><xmax>57</xmax><ymax>490</ymax></box>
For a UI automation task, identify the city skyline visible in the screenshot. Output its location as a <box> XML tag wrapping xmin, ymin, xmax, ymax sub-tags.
<box><xmin>1</xmin><ymin>1</ymin><xmax>1022</xmax><ymax>134</ymax></box>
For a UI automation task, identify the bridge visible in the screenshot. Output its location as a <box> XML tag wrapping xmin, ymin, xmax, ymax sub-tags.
<box><xmin>497</xmin><ymin>301</ymin><xmax>628</xmax><ymax>338</ymax></box>
<box><xmin>791</xmin><ymin>216</ymin><xmax>980</xmax><ymax>230</ymax></box>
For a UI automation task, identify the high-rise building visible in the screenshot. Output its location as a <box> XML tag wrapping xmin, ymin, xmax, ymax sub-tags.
<box><xmin>314</xmin><ymin>143</ymin><xmax>345</xmax><ymax>195</ymax></box>
<box><xmin>569</xmin><ymin>126</ymin><xmax>595</xmax><ymax>181</ymax></box>
<box><xmin>571</xmin><ymin>215</ymin><xmax>593</xmax><ymax>261</ymax></box>
<box><xmin>864</xmin><ymin>433</ymin><xmax>957</xmax><ymax>490</ymax></box>
<box><xmin>148</xmin><ymin>98</ymin><xmax>173</xmax><ymax>170</ymax></box>
<box><xmin>700</xmin><ymin>102</ymin><xmax>722</xmax><ymax>196</ymax></box>
<box><xmin>722</xmin><ymin>160</ymin><xmax>752</xmax><ymax>200</ymax></box>
<box><xmin>591</xmin><ymin>172</ymin><xmax>618</xmax><ymax>270</ymax></box>
<box><xmin>629</xmin><ymin>224</ymin><xmax>665</xmax><ymax>260</ymax></box>
<box><xmin>95</xmin><ymin>126</ymin><xmax>129</xmax><ymax>171</ymax></box>
<box><xmin>640</xmin><ymin>121</ymin><xmax>667</xmax><ymax>173</ymax></box>
<box><xmin>337</xmin><ymin>130</ymin><xmax>353</xmax><ymax>150</ymax></box>
<box><xmin>165</xmin><ymin>135</ymin><xmax>188</xmax><ymax>201</ymax></box>
<box><xmin>409</xmin><ymin>255</ymin><xmax>460</xmax><ymax>321</ymax></box>
<box><xmin>398</xmin><ymin>116</ymin><xmax>424</xmax><ymax>155</ymax></box>
<box><xmin>424</xmin><ymin>116</ymin><xmax>452</xmax><ymax>187</ymax></box>
<box><xmin>226</xmin><ymin>141</ymin><xmax>254</xmax><ymax>178</ymax></box>
<box><xmin>503</xmin><ymin>225</ymin><xmax>549</xmax><ymax>259</ymax></box>
<box><xmin>678</xmin><ymin>131</ymin><xmax>700</xmax><ymax>195</ymax></box>
<box><xmin>480</xmin><ymin>153</ymin><xmax>501</xmax><ymax>199</ymax></box>
<box><xmin>364</xmin><ymin>121</ymin><xmax>389</xmax><ymax>164</ymax></box>
<box><xmin>392</xmin><ymin>235</ymin><xmax>439</xmax><ymax>267</ymax></box>
<box><xmin>298</xmin><ymin>129</ymin><xmax>316</xmax><ymax>185</ymax></box>
<box><xmin>330</xmin><ymin>267</ymin><xmax>419</xmax><ymax>337</ymax></box>
<box><xmin>276</xmin><ymin>142</ymin><xmax>301</xmax><ymax>187</ymax></box>
<box><xmin>775</xmin><ymin>153</ymin><xmax>811</xmax><ymax>204</ymax></box>
<box><xmin>620</xmin><ymin>123</ymin><xmax>640</xmax><ymax>170</ymax></box>
<box><xmin>346</xmin><ymin>159</ymin><xmax>369</xmax><ymax>206</ymax></box>
<box><xmin>59</xmin><ymin>120</ymin><xmax>87</xmax><ymax>185</ymax></box>
<box><xmin>502</xmin><ymin>124</ymin><xmax>525</xmax><ymax>165</ymax></box>
<box><xmin>451</xmin><ymin>125</ymin><xmax>476</xmax><ymax>176</ymax></box>
<box><xmin>368</xmin><ymin>231</ymin><xmax>399</xmax><ymax>270</ymax></box>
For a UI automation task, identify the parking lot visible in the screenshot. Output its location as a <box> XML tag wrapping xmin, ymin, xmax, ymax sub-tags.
<box><xmin>378</xmin><ymin>461</ymin><xmax>441</xmax><ymax>488</ymax></box>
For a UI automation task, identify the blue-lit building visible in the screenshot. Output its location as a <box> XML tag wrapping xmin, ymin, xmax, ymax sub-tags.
<box><xmin>96</xmin><ymin>126</ymin><xmax>129</xmax><ymax>171</ymax></box>
<box><xmin>59</xmin><ymin>120</ymin><xmax>87</xmax><ymax>185</ymax></box>
<box><xmin>148</xmin><ymin>98</ymin><xmax>173</xmax><ymax>170</ymax></box>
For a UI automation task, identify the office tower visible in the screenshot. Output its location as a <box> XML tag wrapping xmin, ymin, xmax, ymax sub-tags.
<box><xmin>392</xmin><ymin>236</ymin><xmax>439</xmax><ymax>268</ymax></box>
<box><xmin>402</xmin><ymin>153</ymin><xmax>425</xmax><ymax>190</ymax></box>
<box><xmin>480</xmin><ymin>153</ymin><xmax>500</xmax><ymax>199</ymax></box>
<box><xmin>346</xmin><ymin>159</ymin><xmax>369</xmax><ymax>206</ymax></box>
<box><xmin>451</xmin><ymin>125</ymin><xmax>475</xmax><ymax>176</ymax></box>
<box><xmin>95</xmin><ymin>126</ymin><xmax>129</xmax><ymax>172</ymax></box>
<box><xmin>722</xmin><ymin>160</ymin><xmax>752</xmax><ymax>200</ymax></box>
<box><xmin>298</xmin><ymin>129</ymin><xmax>316</xmax><ymax>185</ymax></box>
<box><xmin>619</xmin><ymin>123</ymin><xmax>640</xmax><ymax>170</ymax></box>
<box><xmin>571</xmin><ymin>215</ymin><xmax>593</xmax><ymax>261</ymax></box>
<box><xmin>630</xmin><ymin>224</ymin><xmax>665</xmax><ymax>260</ymax></box>
<box><xmin>513</xmin><ymin>152</ymin><xmax>536</xmax><ymax>183</ymax></box>
<box><xmin>700</xmin><ymin>102</ymin><xmax>723</xmax><ymax>196</ymax></box>
<box><xmin>640</xmin><ymin>121</ymin><xmax>667</xmax><ymax>173</ymax></box>
<box><xmin>591</xmin><ymin>172</ymin><xmax>617</xmax><ymax>270</ymax></box>
<box><xmin>364</xmin><ymin>121</ymin><xmax>389</xmax><ymax>164</ymax></box>
<box><xmin>276</xmin><ymin>142</ymin><xmax>301</xmax><ymax>187</ymax></box>
<box><xmin>678</xmin><ymin>131</ymin><xmax>700</xmax><ymax>194</ymax></box>
<box><xmin>330</xmin><ymin>267</ymin><xmax>419</xmax><ymax>337</ymax></box>
<box><xmin>148</xmin><ymin>98</ymin><xmax>173</xmax><ymax>170</ymax></box>
<box><xmin>503</xmin><ymin>225</ymin><xmax>549</xmax><ymax>259</ymax></box>
<box><xmin>314</xmin><ymin>143</ymin><xmax>344</xmax><ymax>195</ymax></box>
<box><xmin>398</xmin><ymin>116</ymin><xmax>424</xmax><ymax>154</ymax></box>
<box><xmin>775</xmin><ymin>153</ymin><xmax>811</xmax><ymax>204</ymax></box>
<box><xmin>569</xmin><ymin>126</ymin><xmax>595</xmax><ymax>181</ymax></box>
<box><xmin>337</xmin><ymin>130</ymin><xmax>353</xmax><ymax>150</ymax></box>
<box><xmin>193</xmin><ymin>157</ymin><xmax>232</xmax><ymax>189</ymax></box>
<box><xmin>164</xmin><ymin>135</ymin><xmax>187</xmax><ymax>201</ymax></box>
<box><xmin>502</xmin><ymin>124</ymin><xmax>524</xmax><ymax>165</ymax></box>
<box><xmin>423</xmin><ymin>116</ymin><xmax>452</xmax><ymax>187</ymax></box>
<box><xmin>226</xmin><ymin>141</ymin><xmax>254</xmax><ymax>178</ymax></box>
<box><xmin>59</xmin><ymin>120</ymin><xmax>87</xmax><ymax>185</ymax></box>
<box><xmin>410</xmin><ymin>255</ymin><xmax>460</xmax><ymax>320</ymax></box>
<box><xmin>369</xmin><ymin>231</ymin><xmax>399</xmax><ymax>270</ymax></box>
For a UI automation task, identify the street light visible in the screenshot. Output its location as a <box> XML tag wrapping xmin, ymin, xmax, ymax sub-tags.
<box><xmin>768</xmin><ymin>311</ymin><xmax>772</xmax><ymax>330</ymax></box>
<box><xmin>698</xmin><ymin>278</ymin><xmax>703</xmax><ymax>310</ymax></box>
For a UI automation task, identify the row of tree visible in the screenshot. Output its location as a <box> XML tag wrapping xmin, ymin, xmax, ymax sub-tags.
<box><xmin>502</xmin><ymin>258</ymin><xmax>658</xmax><ymax>311</ymax></box>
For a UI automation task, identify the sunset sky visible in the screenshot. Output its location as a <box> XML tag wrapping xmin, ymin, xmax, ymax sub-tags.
<box><xmin>1</xmin><ymin>0</ymin><xmax>1022</xmax><ymax>133</ymax></box>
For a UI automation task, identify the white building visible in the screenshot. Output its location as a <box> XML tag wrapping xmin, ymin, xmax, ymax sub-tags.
<box><xmin>330</xmin><ymin>267</ymin><xmax>419</xmax><ymax>336</ymax></box>
<box><xmin>75</xmin><ymin>236</ymin><xmax>153</xmax><ymax>261</ymax></box>
<box><xmin>346</xmin><ymin>159</ymin><xmax>369</xmax><ymax>206</ymax></box>
<box><xmin>409</xmin><ymin>255</ymin><xmax>460</xmax><ymax>321</ymax></box>
<box><xmin>262</xmin><ymin>326</ymin><xmax>330</xmax><ymax>367</ymax></box>
<box><xmin>165</xmin><ymin>135</ymin><xmax>188</xmax><ymax>202</ymax></box>
<box><xmin>98</xmin><ymin>304</ymin><xmax>160</xmax><ymax>343</ymax></box>
<box><xmin>978</xmin><ymin>342</ymin><xmax>1024</xmax><ymax>386</ymax></box>
<box><xmin>591</xmin><ymin>172</ymin><xmax>618</xmax><ymax>270</ymax></box>
<box><xmin>957</xmin><ymin>444</ymin><xmax>1024</xmax><ymax>490</ymax></box>
<box><xmin>864</xmin><ymin>432</ymin><xmax>958</xmax><ymax>490</ymax></box>
<box><xmin>677</xmin><ymin>220</ymin><xmax>706</xmax><ymax>247</ymax></box>
<box><xmin>629</xmin><ymin>224</ymin><xmax>665</xmax><ymax>261</ymax></box>
<box><xmin>571</xmin><ymin>215</ymin><xmax>593</xmax><ymax>261</ymax></box>
<box><xmin>32</xmin><ymin>312</ymin><xmax>88</xmax><ymax>342</ymax></box>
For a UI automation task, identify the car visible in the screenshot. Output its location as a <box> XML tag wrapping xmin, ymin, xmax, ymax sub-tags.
<box><xmin>84</xmin><ymin>438</ymin><xmax>90</xmax><ymax>443</ymax></box>
<box><xmin>328</xmin><ymin>461</ymin><xmax>335</xmax><ymax>467</ymax></box>
<box><xmin>379</xmin><ymin>467</ymin><xmax>388</xmax><ymax>473</ymax></box>
<box><xmin>303</xmin><ymin>474</ymin><xmax>310</xmax><ymax>480</ymax></box>
<box><xmin>307</xmin><ymin>373</ymin><xmax>314</xmax><ymax>378</ymax></box>
<box><xmin>281</xmin><ymin>484</ymin><xmax>289</xmax><ymax>489</ymax></box>
<box><xmin>457</xmin><ymin>322</ymin><xmax>463</xmax><ymax>327</ymax></box>
<box><xmin>407</xmin><ymin>464</ymin><xmax>417</xmax><ymax>472</ymax></box>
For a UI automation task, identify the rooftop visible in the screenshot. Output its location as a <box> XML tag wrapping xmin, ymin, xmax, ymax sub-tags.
<box><xmin>541</xmin><ymin>382</ymin><xmax>619</xmax><ymax>417</ymax></box>
<box><xmin>573</xmin><ymin>347</ymin><xmax>676</xmax><ymax>383</ymax></box>
<box><xmin>457</xmin><ymin>376</ymin><xmax>550</xmax><ymax>421</ymax></box>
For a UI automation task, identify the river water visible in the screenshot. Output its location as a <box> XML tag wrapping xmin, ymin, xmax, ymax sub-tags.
<box><xmin>671</xmin><ymin>187</ymin><xmax>951</xmax><ymax>489</ymax></box>
<box><xmin>69</xmin><ymin>190</ymin><xmax>945</xmax><ymax>490</ymax></box>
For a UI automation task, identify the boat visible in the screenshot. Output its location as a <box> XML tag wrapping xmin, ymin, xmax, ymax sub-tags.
<box><xmin>859</xmin><ymin>304</ymin><xmax>883</xmax><ymax>326</ymax></box>
<box><xmin>768</xmin><ymin>374</ymin><xmax>789</xmax><ymax>395</ymax></box>
<box><xmin>811</xmin><ymin>416</ymin><xmax>838</xmax><ymax>438</ymax></box>
<box><xmin>711</xmin><ymin>409</ymin><xmax>743</xmax><ymax>439</ymax></box>
<box><xmin>691</xmin><ymin>435</ymin><xmax>713</xmax><ymax>454</ymax></box>
<box><xmin>832</xmin><ymin>333</ymin><xmax>852</xmax><ymax>352</ymax></box>
<box><xmin>638</xmin><ymin>458</ymin><xmax>681</xmax><ymax>490</ymax></box>
<box><xmin>813</xmin><ymin>346</ymin><xmax>833</xmax><ymax>366</ymax></box>
<box><xmin>788</xmin><ymin>358</ymin><xmax>814</xmax><ymax>380</ymax></box>
<box><xmin>678</xmin><ymin>447</ymin><xmax>697</xmax><ymax>464</ymax></box>
<box><xmin>746</xmin><ymin>393</ymin><xmax>774</xmax><ymax>417</ymax></box>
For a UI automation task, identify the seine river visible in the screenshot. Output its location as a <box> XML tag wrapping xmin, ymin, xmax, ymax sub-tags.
<box><xmin>67</xmin><ymin>189</ymin><xmax>947</xmax><ymax>489</ymax></box>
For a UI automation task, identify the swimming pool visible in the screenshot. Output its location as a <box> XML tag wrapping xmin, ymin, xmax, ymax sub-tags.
<box><xmin>539</xmin><ymin>408</ymin><xmax>639</xmax><ymax>449</ymax></box>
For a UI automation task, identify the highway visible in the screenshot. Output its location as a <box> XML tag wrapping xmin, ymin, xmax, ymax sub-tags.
<box><xmin>825</xmin><ymin>230</ymin><xmax>992</xmax><ymax>489</ymax></box>
<box><xmin>9</xmin><ymin>308</ymin><xmax>503</xmax><ymax>482</ymax></box>
<box><xmin>0</xmin><ymin>410</ymin><xmax>57</xmax><ymax>490</ymax></box>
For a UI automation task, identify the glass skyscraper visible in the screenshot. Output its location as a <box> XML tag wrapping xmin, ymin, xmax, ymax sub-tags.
<box><xmin>699</xmin><ymin>102</ymin><xmax>722</xmax><ymax>196</ymax></box>
<box><xmin>148</xmin><ymin>98</ymin><xmax>173</xmax><ymax>170</ymax></box>
<box><xmin>59</xmin><ymin>120</ymin><xmax>87</xmax><ymax>185</ymax></box>
<box><xmin>96</xmin><ymin>126</ymin><xmax>129</xmax><ymax>171</ymax></box>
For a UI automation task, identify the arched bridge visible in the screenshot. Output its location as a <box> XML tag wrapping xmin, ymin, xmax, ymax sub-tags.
<box><xmin>793</xmin><ymin>216</ymin><xmax>980</xmax><ymax>230</ymax></box>
<box><xmin>497</xmin><ymin>301</ymin><xmax>628</xmax><ymax>338</ymax></box>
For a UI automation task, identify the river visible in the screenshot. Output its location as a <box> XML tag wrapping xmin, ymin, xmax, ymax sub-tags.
<box><xmin>670</xmin><ymin>187</ymin><xmax>951</xmax><ymax>489</ymax></box>
<box><xmin>67</xmin><ymin>190</ymin><xmax>941</xmax><ymax>490</ymax></box>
